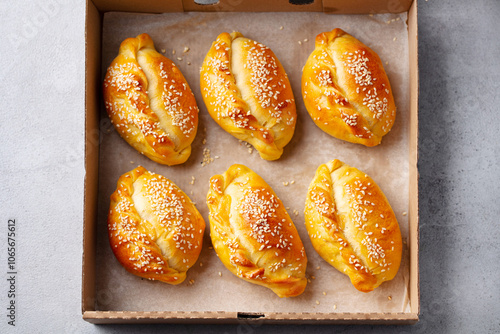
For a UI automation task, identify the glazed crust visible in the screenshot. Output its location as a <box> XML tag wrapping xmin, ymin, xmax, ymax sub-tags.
<box><xmin>302</xmin><ymin>29</ymin><xmax>396</xmax><ymax>146</ymax></box>
<box><xmin>103</xmin><ymin>33</ymin><xmax>198</xmax><ymax>165</ymax></box>
<box><xmin>207</xmin><ymin>164</ymin><xmax>307</xmax><ymax>297</ymax></box>
<box><xmin>200</xmin><ymin>32</ymin><xmax>296</xmax><ymax>160</ymax></box>
<box><xmin>304</xmin><ymin>160</ymin><xmax>402</xmax><ymax>292</ymax></box>
<box><xmin>108</xmin><ymin>167</ymin><xmax>205</xmax><ymax>284</ymax></box>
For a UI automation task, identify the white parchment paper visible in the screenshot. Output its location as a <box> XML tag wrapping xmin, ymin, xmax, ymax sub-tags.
<box><xmin>95</xmin><ymin>11</ymin><xmax>411</xmax><ymax>314</ymax></box>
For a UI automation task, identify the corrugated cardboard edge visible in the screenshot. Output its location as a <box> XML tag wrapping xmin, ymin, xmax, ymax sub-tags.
<box><xmin>83</xmin><ymin>311</ymin><xmax>418</xmax><ymax>324</ymax></box>
<box><xmin>82</xmin><ymin>0</ymin><xmax>419</xmax><ymax>324</ymax></box>
<box><xmin>82</xmin><ymin>0</ymin><xmax>101</xmax><ymax>315</ymax></box>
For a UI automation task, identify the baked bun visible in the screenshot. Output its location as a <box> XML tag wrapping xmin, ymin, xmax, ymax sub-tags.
<box><xmin>108</xmin><ymin>166</ymin><xmax>205</xmax><ymax>284</ymax></box>
<box><xmin>304</xmin><ymin>160</ymin><xmax>402</xmax><ymax>292</ymax></box>
<box><xmin>103</xmin><ymin>33</ymin><xmax>198</xmax><ymax>165</ymax></box>
<box><xmin>200</xmin><ymin>32</ymin><xmax>296</xmax><ymax>160</ymax></box>
<box><xmin>302</xmin><ymin>28</ymin><xmax>396</xmax><ymax>146</ymax></box>
<box><xmin>207</xmin><ymin>164</ymin><xmax>307</xmax><ymax>297</ymax></box>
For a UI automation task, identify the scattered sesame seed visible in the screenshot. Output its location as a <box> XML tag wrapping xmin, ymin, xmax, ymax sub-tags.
<box><xmin>183</xmin><ymin>46</ymin><xmax>190</xmax><ymax>53</ymax></box>
<box><xmin>129</xmin><ymin>161</ymin><xmax>134</xmax><ymax>164</ymax></box>
<box><xmin>323</xmin><ymin>291</ymin><xmax>327</xmax><ymax>295</ymax></box>
<box><xmin>316</xmin><ymin>300</ymin><xmax>320</xmax><ymax>305</ymax></box>
<box><xmin>303</xmin><ymin>38</ymin><xmax>308</xmax><ymax>42</ymax></box>
<box><xmin>402</xmin><ymin>211</ymin><xmax>407</xmax><ymax>216</ymax></box>
<box><xmin>172</xmin><ymin>50</ymin><xmax>176</xmax><ymax>55</ymax></box>
<box><xmin>218</xmin><ymin>271</ymin><xmax>222</xmax><ymax>277</ymax></box>
<box><xmin>187</xmin><ymin>62</ymin><xmax>191</xmax><ymax>65</ymax></box>
<box><xmin>290</xmin><ymin>180</ymin><xmax>295</xmax><ymax>185</ymax></box>
<box><xmin>279</xmin><ymin>26</ymin><xmax>283</xmax><ymax>30</ymax></box>
<box><xmin>177</xmin><ymin>57</ymin><xmax>183</xmax><ymax>61</ymax></box>
<box><xmin>298</xmin><ymin>41</ymin><xmax>302</xmax><ymax>45</ymax></box>
<box><xmin>283</xmin><ymin>181</ymin><xmax>289</xmax><ymax>186</ymax></box>
<box><xmin>388</xmin><ymin>296</ymin><xmax>392</xmax><ymax>301</ymax></box>
<box><xmin>334</xmin><ymin>305</ymin><xmax>337</xmax><ymax>310</ymax></box>
<box><xmin>201</xmin><ymin>148</ymin><xmax>214</xmax><ymax>166</ymax></box>
<box><xmin>316</xmin><ymin>266</ymin><xmax>321</xmax><ymax>270</ymax></box>
<box><xmin>161</xmin><ymin>49</ymin><xmax>166</xmax><ymax>53</ymax></box>
<box><xmin>393</xmin><ymin>37</ymin><xmax>397</xmax><ymax>41</ymax></box>
<box><xmin>200</xmin><ymin>262</ymin><xmax>203</xmax><ymax>267</ymax></box>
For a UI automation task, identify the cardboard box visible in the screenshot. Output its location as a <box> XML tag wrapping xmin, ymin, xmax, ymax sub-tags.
<box><xmin>83</xmin><ymin>0</ymin><xmax>419</xmax><ymax>324</ymax></box>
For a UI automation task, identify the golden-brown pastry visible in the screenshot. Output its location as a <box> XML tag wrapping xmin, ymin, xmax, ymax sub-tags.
<box><xmin>302</xmin><ymin>29</ymin><xmax>396</xmax><ymax>146</ymax></box>
<box><xmin>200</xmin><ymin>32</ymin><xmax>296</xmax><ymax>160</ymax></box>
<box><xmin>108</xmin><ymin>166</ymin><xmax>205</xmax><ymax>284</ymax></box>
<box><xmin>207</xmin><ymin>164</ymin><xmax>307</xmax><ymax>297</ymax></box>
<box><xmin>103</xmin><ymin>33</ymin><xmax>198</xmax><ymax>165</ymax></box>
<box><xmin>304</xmin><ymin>160</ymin><xmax>402</xmax><ymax>292</ymax></box>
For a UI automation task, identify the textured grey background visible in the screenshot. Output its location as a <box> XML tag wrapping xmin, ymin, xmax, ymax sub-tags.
<box><xmin>0</xmin><ymin>0</ymin><xmax>499</xmax><ymax>333</ymax></box>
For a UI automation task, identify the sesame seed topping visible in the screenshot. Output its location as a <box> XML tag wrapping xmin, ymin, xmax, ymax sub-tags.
<box><xmin>317</xmin><ymin>69</ymin><xmax>333</xmax><ymax>87</ymax></box>
<box><xmin>343</xmin><ymin>50</ymin><xmax>389</xmax><ymax>119</ymax></box>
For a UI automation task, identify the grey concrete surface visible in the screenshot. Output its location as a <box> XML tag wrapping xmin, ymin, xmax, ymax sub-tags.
<box><xmin>0</xmin><ymin>0</ymin><xmax>499</xmax><ymax>333</ymax></box>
